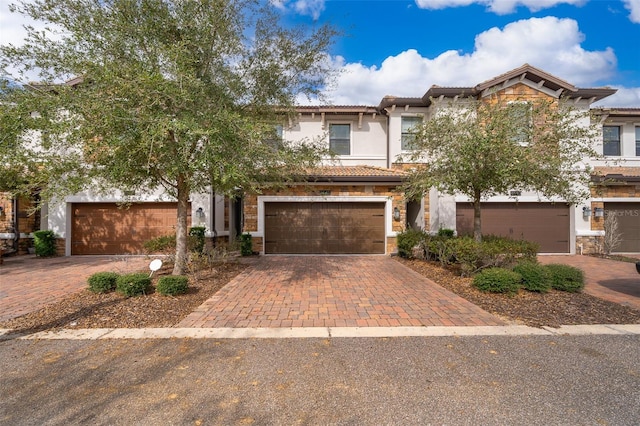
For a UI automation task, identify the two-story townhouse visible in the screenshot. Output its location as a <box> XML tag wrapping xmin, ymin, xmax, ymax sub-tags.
<box><xmin>240</xmin><ymin>64</ymin><xmax>627</xmax><ymax>255</ymax></box>
<box><xmin>15</xmin><ymin>64</ymin><xmax>639</xmax><ymax>257</ymax></box>
<box><xmin>586</xmin><ymin>108</ymin><xmax>640</xmax><ymax>253</ymax></box>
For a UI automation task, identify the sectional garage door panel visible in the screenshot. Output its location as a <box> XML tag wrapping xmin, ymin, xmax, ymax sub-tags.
<box><xmin>265</xmin><ymin>202</ymin><xmax>385</xmax><ymax>254</ymax></box>
<box><xmin>604</xmin><ymin>203</ymin><xmax>640</xmax><ymax>253</ymax></box>
<box><xmin>456</xmin><ymin>202</ymin><xmax>570</xmax><ymax>253</ymax></box>
<box><xmin>71</xmin><ymin>202</ymin><xmax>187</xmax><ymax>255</ymax></box>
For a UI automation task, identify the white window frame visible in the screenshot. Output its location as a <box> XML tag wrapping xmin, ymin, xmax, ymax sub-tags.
<box><xmin>401</xmin><ymin>115</ymin><xmax>423</xmax><ymax>151</ymax></box>
<box><xmin>603</xmin><ymin>125</ymin><xmax>621</xmax><ymax>157</ymax></box>
<box><xmin>328</xmin><ymin>122</ymin><xmax>352</xmax><ymax>156</ymax></box>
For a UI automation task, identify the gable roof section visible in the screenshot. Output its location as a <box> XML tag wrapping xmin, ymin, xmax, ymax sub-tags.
<box><xmin>415</xmin><ymin>64</ymin><xmax>616</xmax><ymax>106</ymax></box>
<box><xmin>475</xmin><ymin>63</ymin><xmax>577</xmax><ymax>93</ymax></box>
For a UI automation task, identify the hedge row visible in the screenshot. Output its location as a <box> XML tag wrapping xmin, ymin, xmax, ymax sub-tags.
<box><xmin>397</xmin><ymin>230</ymin><xmax>538</xmax><ymax>275</ymax></box>
<box><xmin>87</xmin><ymin>271</ymin><xmax>189</xmax><ymax>297</ymax></box>
<box><xmin>473</xmin><ymin>262</ymin><xmax>584</xmax><ymax>294</ymax></box>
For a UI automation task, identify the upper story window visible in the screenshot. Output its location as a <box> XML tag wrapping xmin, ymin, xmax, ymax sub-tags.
<box><xmin>636</xmin><ymin>126</ymin><xmax>640</xmax><ymax>156</ymax></box>
<box><xmin>401</xmin><ymin>116</ymin><xmax>423</xmax><ymax>150</ymax></box>
<box><xmin>329</xmin><ymin>123</ymin><xmax>350</xmax><ymax>155</ymax></box>
<box><xmin>507</xmin><ymin>102</ymin><xmax>532</xmax><ymax>145</ymax></box>
<box><xmin>603</xmin><ymin>126</ymin><xmax>621</xmax><ymax>156</ymax></box>
<box><xmin>265</xmin><ymin>124</ymin><xmax>284</xmax><ymax>150</ymax></box>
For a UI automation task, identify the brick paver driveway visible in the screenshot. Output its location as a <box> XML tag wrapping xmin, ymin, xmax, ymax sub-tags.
<box><xmin>539</xmin><ymin>255</ymin><xmax>640</xmax><ymax>310</ymax></box>
<box><xmin>178</xmin><ymin>256</ymin><xmax>505</xmax><ymax>328</ymax></box>
<box><xmin>0</xmin><ymin>255</ymin><xmax>150</xmax><ymax>322</ymax></box>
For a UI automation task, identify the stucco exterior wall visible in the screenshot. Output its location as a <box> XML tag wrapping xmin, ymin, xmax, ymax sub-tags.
<box><xmin>287</xmin><ymin>113</ymin><xmax>388</xmax><ymax>167</ymax></box>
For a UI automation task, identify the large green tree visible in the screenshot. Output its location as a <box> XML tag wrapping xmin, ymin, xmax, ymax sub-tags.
<box><xmin>401</xmin><ymin>96</ymin><xmax>599</xmax><ymax>242</ymax></box>
<box><xmin>1</xmin><ymin>0</ymin><xmax>336</xmax><ymax>274</ymax></box>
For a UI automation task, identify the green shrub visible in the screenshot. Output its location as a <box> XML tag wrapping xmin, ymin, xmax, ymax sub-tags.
<box><xmin>87</xmin><ymin>272</ymin><xmax>119</xmax><ymax>293</ymax></box>
<box><xmin>239</xmin><ymin>233</ymin><xmax>253</xmax><ymax>256</ymax></box>
<box><xmin>156</xmin><ymin>275</ymin><xmax>189</xmax><ymax>296</ymax></box>
<box><xmin>480</xmin><ymin>236</ymin><xmax>539</xmax><ymax>268</ymax></box>
<box><xmin>437</xmin><ymin>228</ymin><xmax>455</xmax><ymax>238</ymax></box>
<box><xmin>189</xmin><ymin>226</ymin><xmax>206</xmax><ymax>254</ymax></box>
<box><xmin>473</xmin><ymin>268</ymin><xmax>522</xmax><ymax>294</ymax></box>
<box><xmin>33</xmin><ymin>230</ymin><xmax>57</xmax><ymax>257</ymax></box>
<box><xmin>513</xmin><ymin>262</ymin><xmax>551</xmax><ymax>293</ymax></box>
<box><xmin>397</xmin><ymin>228</ymin><xmax>428</xmax><ymax>258</ymax></box>
<box><xmin>116</xmin><ymin>273</ymin><xmax>151</xmax><ymax>297</ymax></box>
<box><xmin>545</xmin><ymin>264</ymin><xmax>585</xmax><ymax>293</ymax></box>
<box><xmin>428</xmin><ymin>236</ymin><xmax>539</xmax><ymax>275</ymax></box>
<box><xmin>423</xmin><ymin>235</ymin><xmax>453</xmax><ymax>263</ymax></box>
<box><xmin>143</xmin><ymin>234</ymin><xmax>176</xmax><ymax>254</ymax></box>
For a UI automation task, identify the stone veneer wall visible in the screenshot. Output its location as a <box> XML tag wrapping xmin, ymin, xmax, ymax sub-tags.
<box><xmin>577</xmin><ymin>184</ymin><xmax>640</xmax><ymax>254</ymax></box>
<box><xmin>243</xmin><ymin>183</ymin><xmax>416</xmax><ymax>254</ymax></box>
<box><xmin>0</xmin><ymin>193</ymin><xmax>39</xmax><ymax>256</ymax></box>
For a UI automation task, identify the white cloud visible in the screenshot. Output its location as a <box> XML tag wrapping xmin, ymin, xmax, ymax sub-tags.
<box><xmin>623</xmin><ymin>0</ymin><xmax>640</xmax><ymax>23</ymax></box>
<box><xmin>415</xmin><ymin>0</ymin><xmax>586</xmax><ymax>14</ymax></box>
<box><xmin>272</xmin><ymin>0</ymin><xmax>325</xmax><ymax>20</ymax></box>
<box><xmin>595</xmin><ymin>87</ymin><xmax>640</xmax><ymax>108</ymax></box>
<box><xmin>315</xmin><ymin>17</ymin><xmax>627</xmax><ymax>106</ymax></box>
<box><xmin>0</xmin><ymin>2</ymin><xmax>38</xmax><ymax>48</ymax></box>
<box><xmin>0</xmin><ymin>1</ymin><xmax>66</xmax><ymax>82</ymax></box>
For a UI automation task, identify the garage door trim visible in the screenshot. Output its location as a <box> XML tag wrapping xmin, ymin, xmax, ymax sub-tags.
<box><xmin>258</xmin><ymin>196</ymin><xmax>392</xmax><ymax>255</ymax></box>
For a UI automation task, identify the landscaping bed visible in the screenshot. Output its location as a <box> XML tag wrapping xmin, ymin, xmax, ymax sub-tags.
<box><xmin>397</xmin><ymin>258</ymin><xmax>640</xmax><ymax>328</ymax></box>
<box><xmin>0</xmin><ymin>261</ymin><xmax>248</xmax><ymax>335</ymax></box>
<box><xmin>2</xmin><ymin>255</ymin><xmax>640</xmax><ymax>334</ymax></box>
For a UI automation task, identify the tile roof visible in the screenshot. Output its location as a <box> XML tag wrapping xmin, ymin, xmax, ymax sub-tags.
<box><xmin>306</xmin><ymin>165</ymin><xmax>407</xmax><ymax>177</ymax></box>
<box><xmin>594</xmin><ymin>166</ymin><xmax>640</xmax><ymax>177</ymax></box>
<box><xmin>299</xmin><ymin>166</ymin><xmax>407</xmax><ymax>183</ymax></box>
<box><xmin>592</xmin><ymin>166</ymin><xmax>640</xmax><ymax>183</ymax></box>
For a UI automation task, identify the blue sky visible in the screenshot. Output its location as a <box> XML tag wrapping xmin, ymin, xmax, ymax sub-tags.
<box><xmin>2</xmin><ymin>0</ymin><xmax>639</xmax><ymax>107</ymax></box>
<box><xmin>272</xmin><ymin>0</ymin><xmax>640</xmax><ymax>107</ymax></box>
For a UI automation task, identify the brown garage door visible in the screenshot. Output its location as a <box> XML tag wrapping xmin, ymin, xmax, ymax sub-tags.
<box><xmin>264</xmin><ymin>202</ymin><xmax>385</xmax><ymax>254</ymax></box>
<box><xmin>604</xmin><ymin>203</ymin><xmax>640</xmax><ymax>253</ymax></box>
<box><xmin>456</xmin><ymin>202</ymin><xmax>570</xmax><ymax>253</ymax></box>
<box><xmin>71</xmin><ymin>202</ymin><xmax>189</xmax><ymax>255</ymax></box>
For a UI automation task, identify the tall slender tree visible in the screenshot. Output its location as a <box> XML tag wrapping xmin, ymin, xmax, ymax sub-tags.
<box><xmin>401</xmin><ymin>96</ymin><xmax>600</xmax><ymax>242</ymax></box>
<box><xmin>1</xmin><ymin>0</ymin><xmax>337</xmax><ymax>273</ymax></box>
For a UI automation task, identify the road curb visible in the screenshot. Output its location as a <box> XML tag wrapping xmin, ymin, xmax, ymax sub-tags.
<box><xmin>2</xmin><ymin>324</ymin><xmax>640</xmax><ymax>340</ymax></box>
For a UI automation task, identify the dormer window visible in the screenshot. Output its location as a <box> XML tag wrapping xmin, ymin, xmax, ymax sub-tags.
<box><xmin>401</xmin><ymin>116</ymin><xmax>423</xmax><ymax>150</ymax></box>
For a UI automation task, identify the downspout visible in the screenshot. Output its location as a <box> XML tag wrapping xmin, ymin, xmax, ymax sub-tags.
<box><xmin>12</xmin><ymin>197</ymin><xmax>19</xmax><ymax>253</ymax></box>
<box><xmin>384</xmin><ymin>108</ymin><xmax>391</xmax><ymax>169</ymax></box>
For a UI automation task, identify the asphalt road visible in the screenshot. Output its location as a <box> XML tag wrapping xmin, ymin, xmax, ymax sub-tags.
<box><xmin>1</xmin><ymin>335</ymin><xmax>639</xmax><ymax>425</ymax></box>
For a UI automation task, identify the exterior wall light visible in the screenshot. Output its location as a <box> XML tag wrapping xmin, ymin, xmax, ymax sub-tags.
<box><xmin>594</xmin><ymin>207</ymin><xmax>605</xmax><ymax>218</ymax></box>
<box><xmin>195</xmin><ymin>207</ymin><xmax>205</xmax><ymax>219</ymax></box>
<box><xmin>393</xmin><ymin>206</ymin><xmax>401</xmax><ymax>221</ymax></box>
<box><xmin>582</xmin><ymin>206</ymin><xmax>591</xmax><ymax>219</ymax></box>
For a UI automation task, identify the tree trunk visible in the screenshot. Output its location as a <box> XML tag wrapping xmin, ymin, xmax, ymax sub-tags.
<box><xmin>473</xmin><ymin>194</ymin><xmax>482</xmax><ymax>243</ymax></box>
<box><xmin>173</xmin><ymin>175</ymin><xmax>189</xmax><ymax>275</ymax></box>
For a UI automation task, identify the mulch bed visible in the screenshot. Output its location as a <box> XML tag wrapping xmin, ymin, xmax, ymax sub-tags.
<box><xmin>397</xmin><ymin>258</ymin><xmax>640</xmax><ymax>328</ymax></box>
<box><xmin>0</xmin><ymin>261</ymin><xmax>248</xmax><ymax>335</ymax></box>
